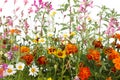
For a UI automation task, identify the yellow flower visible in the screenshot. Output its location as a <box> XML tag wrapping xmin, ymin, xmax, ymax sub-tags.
<box><xmin>54</xmin><ymin>49</ymin><xmax>66</xmax><ymax>58</ymax></box>
<box><xmin>47</xmin><ymin>32</ymin><xmax>54</xmax><ymax>37</ymax></box>
<box><xmin>87</xmin><ymin>16</ymin><xmax>92</xmax><ymax>21</ymax></box>
<box><xmin>50</xmin><ymin>11</ymin><xmax>56</xmax><ymax>16</ymax></box>
<box><xmin>98</xmin><ymin>37</ymin><xmax>103</xmax><ymax>41</ymax></box>
<box><xmin>47</xmin><ymin>77</ymin><xmax>52</xmax><ymax>80</ymax></box>
<box><xmin>63</xmin><ymin>34</ymin><xmax>69</xmax><ymax>38</ymax></box>
<box><xmin>39</xmin><ymin>38</ymin><xmax>46</xmax><ymax>43</ymax></box>
<box><xmin>70</xmin><ymin>32</ymin><xmax>76</xmax><ymax>36</ymax></box>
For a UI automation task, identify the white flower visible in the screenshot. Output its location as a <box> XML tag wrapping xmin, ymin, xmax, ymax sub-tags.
<box><xmin>29</xmin><ymin>65</ymin><xmax>39</xmax><ymax>77</ymax></box>
<box><xmin>0</xmin><ymin>51</ymin><xmax>3</xmax><ymax>55</ymax></box>
<box><xmin>16</xmin><ymin>62</ymin><xmax>25</xmax><ymax>71</ymax></box>
<box><xmin>47</xmin><ymin>32</ymin><xmax>54</xmax><ymax>37</ymax></box>
<box><xmin>39</xmin><ymin>38</ymin><xmax>46</xmax><ymax>44</ymax></box>
<box><xmin>6</xmin><ymin>65</ymin><xmax>16</xmax><ymax>75</ymax></box>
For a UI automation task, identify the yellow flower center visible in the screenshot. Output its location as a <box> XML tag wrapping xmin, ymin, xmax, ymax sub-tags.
<box><xmin>31</xmin><ymin>68</ymin><xmax>35</xmax><ymax>73</ymax></box>
<box><xmin>18</xmin><ymin>65</ymin><xmax>22</xmax><ymax>70</ymax></box>
<box><xmin>7</xmin><ymin>68</ymin><xmax>13</xmax><ymax>73</ymax></box>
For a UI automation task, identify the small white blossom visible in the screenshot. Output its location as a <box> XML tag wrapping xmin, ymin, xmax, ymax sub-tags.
<box><xmin>29</xmin><ymin>65</ymin><xmax>39</xmax><ymax>77</ymax></box>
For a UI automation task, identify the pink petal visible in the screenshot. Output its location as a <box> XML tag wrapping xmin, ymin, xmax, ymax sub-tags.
<box><xmin>14</xmin><ymin>0</ymin><xmax>16</xmax><ymax>5</ymax></box>
<box><xmin>16</xmin><ymin>7</ymin><xmax>20</xmax><ymax>11</ymax></box>
<box><xmin>23</xmin><ymin>0</ymin><xmax>28</xmax><ymax>5</ymax></box>
<box><xmin>0</xmin><ymin>8</ymin><xmax>2</xmax><ymax>12</ymax></box>
<box><xmin>4</xmin><ymin>0</ymin><xmax>8</xmax><ymax>3</ymax></box>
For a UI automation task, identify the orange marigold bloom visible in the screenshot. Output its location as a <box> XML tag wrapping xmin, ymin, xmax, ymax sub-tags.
<box><xmin>86</xmin><ymin>49</ymin><xmax>100</xmax><ymax>62</ymax></box>
<box><xmin>65</xmin><ymin>43</ymin><xmax>78</xmax><ymax>55</ymax></box>
<box><xmin>21</xmin><ymin>54</ymin><xmax>34</xmax><ymax>65</ymax></box>
<box><xmin>113</xmin><ymin>33</ymin><xmax>120</xmax><ymax>41</ymax></box>
<box><xmin>92</xmin><ymin>40</ymin><xmax>103</xmax><ymax>48</ymax></box>
<box><xmin>104</xmin><ymin>47</ymin><xmax>113</xmax><ymax>55</ymax></box>
<box><xmin>104</xmin><ymin>47</ymin><xmax>119</xmax><ymax>60</ymax></box>
<box><xmin>37</xmin><ymin>56</ymin><xmax>47</xmax><ymax>65</ymax></box>
<box><xmin>112</xmin><ymin>57</ymin><xmax>120</xmax><ymax>70</ymax></box>
<box><xmin>78</xmin><ymin>67</ymin><xmax>91</xmax><ymax>80</ymax></box>
<box><xmin>20</xmin><ymin>46</ymin><xmax>30</xmax><ymax>53</ymax></box>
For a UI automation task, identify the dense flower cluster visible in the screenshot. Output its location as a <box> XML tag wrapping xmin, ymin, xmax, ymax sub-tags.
<box><xmin>0</xmin><ymin>0</ymin><xmax>120</xmax><ymax>80</ymax></box>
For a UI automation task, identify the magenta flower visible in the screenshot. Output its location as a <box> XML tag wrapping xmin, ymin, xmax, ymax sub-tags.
<box><xmin>0</xmin><ymin>64</ymin><xmax>8</xmax><ymax>78</ymax></box>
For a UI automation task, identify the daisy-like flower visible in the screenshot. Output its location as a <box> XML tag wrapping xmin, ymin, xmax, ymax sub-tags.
<box><xmin>6</xmin><ymin>65</ymin><xmax>16</xmax><ymax>76</ymax></box>
<box><xmin>15</xmin><ymin>62</ymin><xmax>25</xmax><ymax>71</ymax></box>
<box><xmin>29</xmin><ymin>65</ymin><xmax>39</xmax><ymax>77</ymax></box>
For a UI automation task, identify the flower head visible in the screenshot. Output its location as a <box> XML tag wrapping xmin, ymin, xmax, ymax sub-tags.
<box><xmin>21</xmin><ymin>54</ymin><xmax>34</xmax><ymax>65</ymax></box>
<box><xmin>20</xmin><ymin>46</ymin><xmax>30</xmax><ymax>54</ymax></box>
<box><xmin>37</xmin><ymin>56</ymin><xmax>47</xmax><ymax>65</ymax></box>
<box><xmin>65</xmin><ymin>43</ymin><xmax>78</xmax><ymax>55</ymax></box>
<box><xmin>29</xmin><ymin>65</ymin><xmax>39</xmax><ymax>77</ymax></box>
<box><xmin>54</xmin><ymin>49</ymin><xmax>66</xmax><ymax>58</ymax></box>
<box><xmin>6</xmin><ymin>65</ymin><xmax>16</xmax><ymax>76</ymax></box>
<box><xmin>78</xmin><ymin>67</ymin><xmax>91</xmax><ymax>80</ymax></box>
<box><xmin>15</xmin><ymin>62</ymin><xmax>25</xmax><ymax>70</ymax></box>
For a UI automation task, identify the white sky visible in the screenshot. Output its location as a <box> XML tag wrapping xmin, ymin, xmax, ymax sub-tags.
<box><xmin>0</xmin><ymin>0</ymin><xmax>120</xmax><ymax>15</ymax></box>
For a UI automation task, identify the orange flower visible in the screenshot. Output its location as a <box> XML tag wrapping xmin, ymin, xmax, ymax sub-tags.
<box><xmin>113</xmin><ymin>33</ymin><xmax>120</xmax><ymax>41</ymax></box>
<box><xmin>86</xmin><ymin>49</ymin><xmax>100</xmax><ymax>62</ymax></box>
<box><xmin>65</xmin><ymin>43</ymin><xmax>78</xmax><ymax>55</ymax></box>
<box><xmin>106</xmin><ymin>77</ymin><xmax>112</xmax><ymax>80</ymax></box>
<box><xmin>20</xmin><ymin>46</ymin><xmax>30</xmax><ymax>53</ymax></box>
<box><xmin>78</xmin><ymin>67</ymin><xmax>91</xmax><ymax>80</ymax></box>
<box><xmin>21</xmin><ymin>54</ymin><xmax>34</xmax><ymax>65</ymax></box>
<box><xmin>10</xmin><ymin>29</ymin><xmax>21</xmax><ymax>35</ymax></box>
<box><xmin>104</xmin><ymin>47</ymin><xmax>119</xmax><ymax>60</ymax></box>
<box><xmin>92</xmin><ymin>40</ymin><xmax>103</xmax><ymax>48</ymax></box>
<box><xmin>37</xmin><ymin>56</ymin><xmax>47</xmax><ymax>65</ymax></box>
<box><xmin>112</xmin><ymin>57</ymin><xmax>120</xmax><ymax>70</ymax></box>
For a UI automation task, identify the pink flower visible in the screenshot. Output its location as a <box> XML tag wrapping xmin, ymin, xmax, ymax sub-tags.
<box><xmin>23</xmin><ymin>0</ymin><xmax>28</xmax><ymax>5</ymax></box>
<box><xmin>14</xmin><ymin>0</ymin><xmax>16</xmax><ymax>5</ymax></box>
<box><xmin>24</xmin><ymin>20</ymin><xmax>29</xmax><ymax>29</ymax></box>
<box><xmin>0</xmin><ymin>8</ymin><xmax>2</xmax><ymax>12</ymax></box>
<box><xmin>28</xmin><ymin>7</ymin><xmax>33</xmax><ymax>14</ymax></box>
<box><xmin>105</xmin><ymin>26</ymin><xmax>115</xmax><ymax>36</ymax></box>
<box><xmin>76</xmin><ymin>26</ymin><xmax>82</xmax><ymax>31</ymax></box>
<box><xmin>4</xmin><ymin>0</ymin><xmax>8</xmax><ymax>3</ymax></box>
<box><xmin>6</xmin><ymin>17</ymin><xmax>13</xmax><ymax>26</ymax></box>
<box><xmin>39</xmin><ymin>0</ymin><xmax>43</xmax><ymax>5</ymax></box>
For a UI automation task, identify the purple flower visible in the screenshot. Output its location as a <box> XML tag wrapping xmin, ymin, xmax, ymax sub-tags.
<box><xmin>7</xmin><ymin>51</ymin><xmax>13</xmax><ymax>60</ymax></box>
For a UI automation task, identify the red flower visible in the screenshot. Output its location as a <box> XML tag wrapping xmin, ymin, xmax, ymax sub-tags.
<box><xmin>37</xmin><ymin>56</ymin><xmax>47</xmax><ymax>65</ymax></box>
<box><xmin>78</xmin><ymin>67</ymin><xmax>91</xmax><ymax>80</ymax></box>
<box><xmin>21</xmin><ymin>54</ymin><xmax>34</xmax><ymax>65</ymax></box>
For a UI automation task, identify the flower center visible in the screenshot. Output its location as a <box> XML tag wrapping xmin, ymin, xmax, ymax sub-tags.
<box><xmin>18</xmin><ymin>65</ymin><xmax>22</xmax><ymax>70</ymax></box>
<box><xmin>31</xmin><ymin>68</ymin><xmax>35</xmax><ymax>73</ymax></box>
<box><xmin>7</xmin><ymin>68</ymin><xmax>13</xmax><ymax>73</ymax></box>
